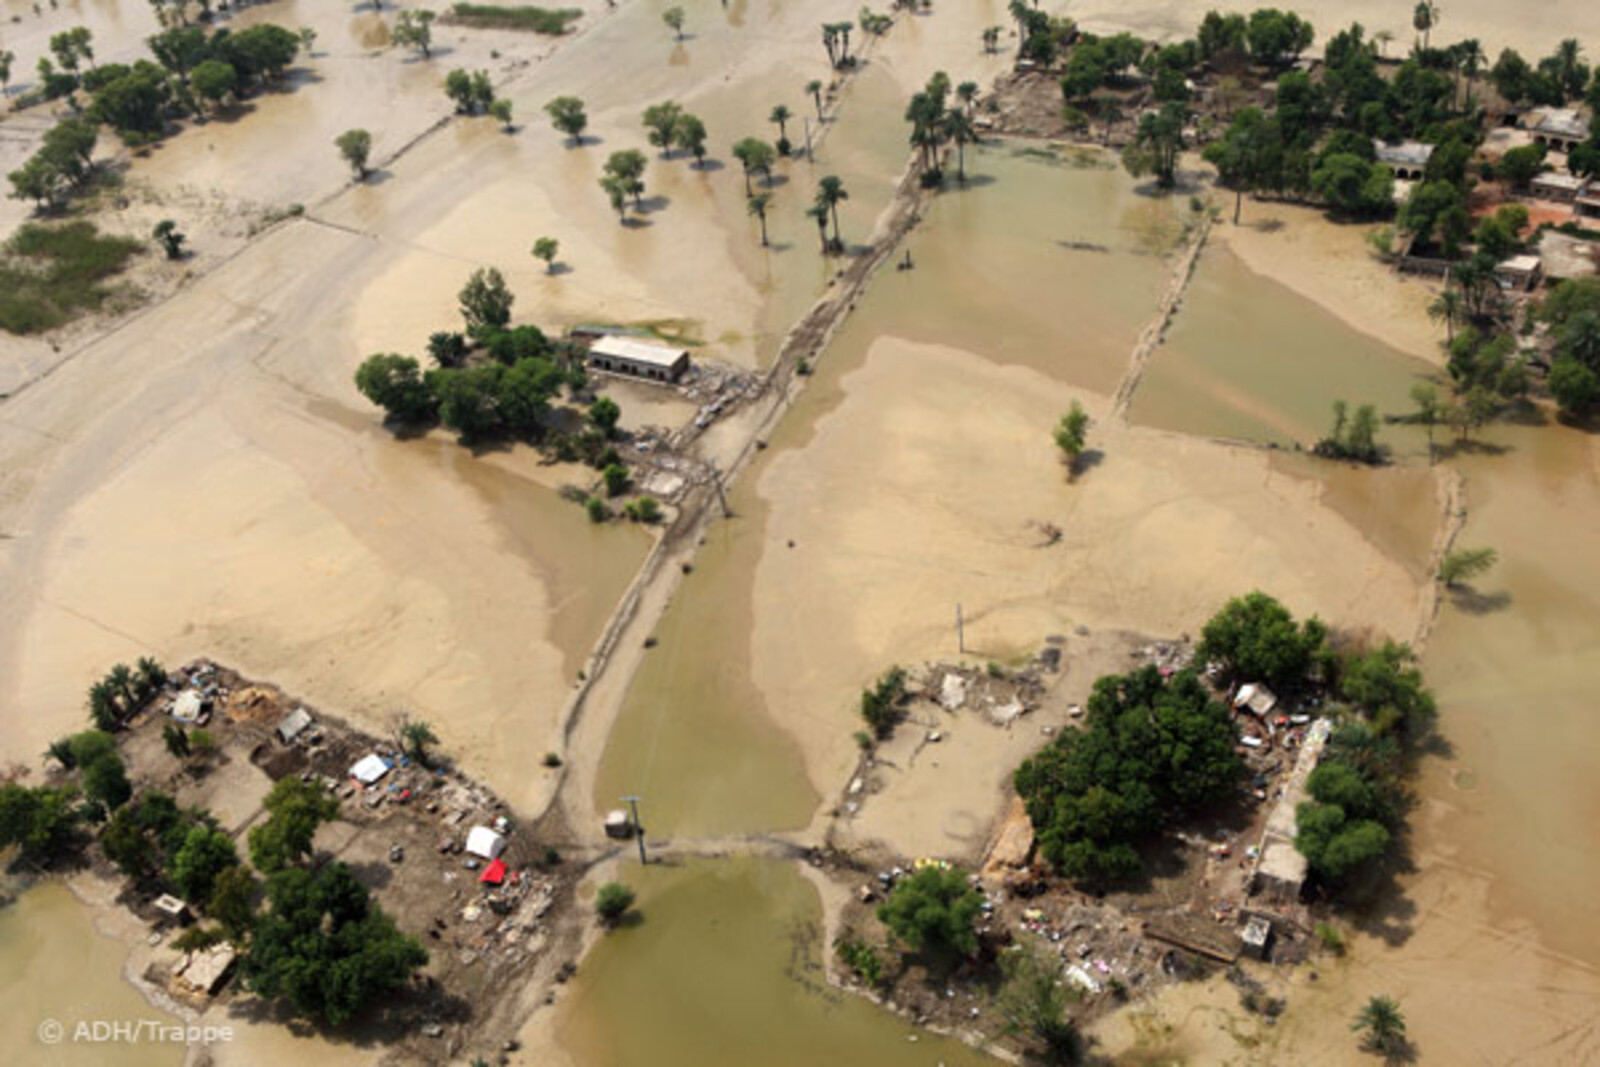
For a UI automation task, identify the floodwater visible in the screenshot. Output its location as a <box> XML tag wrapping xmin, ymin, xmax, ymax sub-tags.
<box><xmin>1133</xmin><ymin>243</ymin><xmax>1438</xmax><ymax>455</ymax></box>
<box><xmin>0</xmin><ymin>883</ymin><xmax>180</xmax><ymax>1067</ymax></box>
<box><xmin>559</xmin><ymin>856</ymin><xmax>994</xmax><ymax>1067</ymax></box>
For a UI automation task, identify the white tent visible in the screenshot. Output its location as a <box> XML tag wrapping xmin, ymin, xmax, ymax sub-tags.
<box><xmin>349</xmin><ymin>753</ymin><xmax>391</xmax><ymax>785</ymax></box>
<box><xmin>465</xmin><ymin>825</ymin><xmax>507</xmax><ymax>860</ymax></box>
<box><xmin>171</xmin><ymin>690</ymin><xmax>205</xmax><ymax>724</ymax></box>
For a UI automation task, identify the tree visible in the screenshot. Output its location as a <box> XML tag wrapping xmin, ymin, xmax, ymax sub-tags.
<box><xmin>602</xmin><ymin>462</ymin><xmax>629</xmax><ymax>497</ymax></box>
<box><xmin>445</xmin><ymin>68</ymin><xmax>492</xmax><ymax>114</ymax></box>
<box><xmin>982</xmin><ymin>26</ymin><xmax>1001</xmax><ymax>55</ymax></box>
<box><xmin>244</xmin><ymin>863</ymin><xmax>427</xmax><ymax>1025</ymax></box>
<box><xmin>153</xmin><ymin>219</ymin><xmax>186</xmax><ymax>260</ymax></box>
<box><xmin>163</xmin><ymin>722</ymin><xmax>191</xmax><ymax>758</ymax></box>
<box><xmin>355</xmin><ymin>353</ymin><xmax>435</xmax><ymax>423</ymax></box>
<box><xmin>532</xmin><ymin>236</ymin><xmax>559</xmax><ymax>272</ymax></box>
<box><xmin>545</xmin><ymin>95</ymin><xmax>588</xmax><ymax>144</ymax></box>
<box><xmin>596</xmin><ymin>881</ymin><xmax>635</xmax><ymax>924</ymax></box>
<box><xmin>401</xmin><ymin>720</ymin><xmax>438</xmax><ymax>763</ymax></box>
<box><xmin>747</xmin><ymin>192</ymin><xmax>772</xmax><ymax>246</ymax></box>
<box><xmin>489</xmin><ymin>98</ymin><xmax>513</xmax><ymax>131</ymax></box>
<box><xmin>171</xmin><ymin>824</ymin><xmax>238</xmax><ymax>904</ymax></box>
<box><xmin>248</xmin><ymin>776</ymin><xmax>339</xmax><ymax>873</ymax></box>
<box><xmin>189</xmin><ymin>58</ymin><xmax>237</xmax><ymax>112</ymax></box>
<box><xmin>674</xmin><ymin>113</ymin><xmax>708</xmax><ymax>165</ymax></box>
<box><xmin>1549</xmin><ymin>358</ymin><xmax>1600</xmax><ymax>418</ymax></box>
<box><xmin>876</xmin><ymin>865</ymin><xmax>983</xmax><ymax>961</ymax></box>
<box><xmin>459</xmin><ymin>266</ymin><xmax>514</xmax><ymax>337</ymax></box>
<box><xmin>1353</xmin><ymin>995</ymin><xmax>1408</xmax><ymax>1056</ymax></box>
<box><xmin>0</xmin><ymin>784</ymin><xmax>81</xmax><ymax>863</ymax></box>
<box><xmin>335</xmin><ymin>128</ymin><xmax>372</xmax><ymax>180</ymax></box>
<box><xmin>732</xmin><ymin>137</ymin><xmax>776</xmax><ymax>196</ymax></box>
<box><xmin>1413</xmin><ymin>1</ymin><xmax>1438</xmax><ymax>51</ymax></box>
<box><xmin>995</xmin><ymin>936</ymin><xmax>1082</xmax><ymax>1065</ymax></box>
<box><xmin>1296</xmin><ymin>800</ymin><xmax>1389</xmax><ymax>879</ymax></box>
<box><xmin>0</xmin><ymin>50</ymin><xmax>13</xmax><ymax>97</ymax></box>
<box><xmin>943</xmin><ymin>107</ymin><xmax>976</xmax><ymax>183</ymax></box>
<box><xmin>804</xmin><ymin>202</ymin><xmax>830</xmax><ymax>255</ymax></box>
<box><xmin>588</xmin><ymin>396</ymin><xmax>621</xmax><ymax>436</ymax></box>
<box><xmin>815</xmin><ymin>174</ymin><xmax>848</xmax><ymax>252</ymax></box>
<box><xmin>769</xmin><ymin>104</ymin><xmax>793</xmax><ymax>155</ymax></box>
<box><xmin>1053</xmin><ymin>402</ymin><xmax>1090</xmax><ymax>474</ymax></box>
<box><xmin>1399</xmin><ymin>180</ymin><xmax>1471</xmax><ymax>257</ymax></box>
<box><xmin>1496</xmin><ymin>143</ymin><xmax>1546</xmax><ymax>190</ymax></box>
<box><xmin>49</xmin><ymin>26</ymin><xmax>94</xmax><ymax>73</ymax></box>
<box><xmin>806</xmin><ymin>78</ymin><xmax>825</xmax><ymax>118</ymax></box>
<box><xmin>1246</xmin><ymin>9</ymin><xmax>1314</xmax><ymax>68</ymax></box>
<box><xmin>1197</xmin><ymin>591</ymin><xmax>1329</xmax><ymax>691</ymax></box>
<box><xmin>602</xmin><ymin>149</ymin><xmax>648</xmax><ymax>210</ymax></box>
<box><xmin>1122</xmin><ymin>102</ymin><xmax>1186</xmax><ymax>188</ymax></box>
<box><xmin>643</xmin><ymin>101</ymin><xmax>683</xmax><ymax>154</ymax></box>
<box><xmin>1439</xmin><ymin>546</ymin><xmax>1498</xmax><ymax>589</ymax></box>
<box><xmin>1314</xmin><ymin>399</ymin><xmax>1383</xmax><ymax>463</ymax></box>
<box><xmin>392</xmin><ymin>9</ymin><xmax>435</xmax><ymax>58</ymax></box>
<box><xmin>207</xmin><ymin>864</ymin><xmax>258</xmax><ymax>940</ymax></box>
<box><xmin>1342</xmin><ymin>640</ymin><xmax>1436</xmax><ymax>738</ymax></box>
<box><xmin>1310</xmin><ymin>153</ymin><xmax>1393</xmax><ymax>218</ymax></box>
<box><xmin>663</xmin><ymin>5</ymin><xmax>685</xmax><ymax>40</ymax></box>
<box><xmin>859</xmin><ymin>666</ymin><xmax>908</xmax><ymax>739</ymax></box>
<box><xmin>1205</xmin><ymin>108</ymin><xmax>1280</xmax><ymax>224</ymax></box>
<box><xmin>1410</xmin><ymin>383</ymin><xmax>1441</xmax><ymax>463</ymax></box>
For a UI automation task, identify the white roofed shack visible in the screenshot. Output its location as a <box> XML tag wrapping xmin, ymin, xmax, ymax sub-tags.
<box><xmin>586</xmin><ymin>336</ymin><xmax>690</xmax><ymax>383</ymax></box>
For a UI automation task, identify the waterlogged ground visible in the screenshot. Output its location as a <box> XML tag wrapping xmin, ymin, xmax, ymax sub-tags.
<box><xmin>558</xmin><ymin>857</ymin><xmax>994</xmax><ymax>1067</ymax></box>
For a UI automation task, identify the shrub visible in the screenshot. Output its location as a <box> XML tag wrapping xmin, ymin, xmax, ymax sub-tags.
<box><xmin>595</xmin><ymin>881</ymin><xmax>635</xmax><ymax>924</ymax></box>
<box><xmin>450</xmin><ymin>3</ymin><xmax>582</xmax><ymax>34</ymax></box>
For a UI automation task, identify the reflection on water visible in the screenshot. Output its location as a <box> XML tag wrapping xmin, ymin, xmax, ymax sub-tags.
<box><xmin>1133</xmin><ymin>243</ymin><xmax>1438</xmax><ymax>453</ymax></box>
<box><xmin>559</xmin><ymin>857</ymin><xmax>995</xmax><ymax>1067</ymax></box>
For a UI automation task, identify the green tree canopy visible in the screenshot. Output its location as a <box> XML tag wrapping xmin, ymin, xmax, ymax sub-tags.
<box><xmin>876</xmin><ymin>865</ymin><xmax>984</xmax><ymax>960</ymax></box>
<box><xmin>1197</xmin><ymin>591</ymin><xmax>1330</xmax><ymax>691</ymax></box>
<box><xmin>171</xmin><ymin>824</ymin><xmax>239</xmax><ymax>904</ymax></box>
<box><xmin>248</xmin><ymin>776</ymin><xmax>339</xmax><ymax>873</ymax></box>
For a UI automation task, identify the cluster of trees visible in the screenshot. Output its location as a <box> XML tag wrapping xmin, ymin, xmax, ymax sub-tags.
<box><xmin>642</xmin><ymin>101</ymin><xmax>709</xmax><ymax>165</ymax></box>
<box><xmin>1009</xmin><ymin>1</ymin><xmax>1076</xmax><ymax>66</ymax></box>
<box><xmin>1539</xmin><ymin>278</ymin><xmax>1600</xmax><ymax>417</ymax></box>
<box><xmin>354</xmin><ymin>267</ymin><xmax>588</xmax><ymax>442</ymax></box>
<box><xmin>820</xmin><ymin>21</ymin><xmax>856</xmax><ymax>70</ymax></box>
<box><xmin>85</xmin><ymin>658</ymin><xmax>168</xmax><ymax>731</ymax></box>
<box><xmin>1013</xmin><ymin>665</ymin><xmax>1242</xmax><ymax>885</ymax></box>
<box><xmin>599</xmin><ymin>149</ymin><xmax>648</xmax><ymax>221</ymax></box>
<box><xmin>1313</xmin><ymin>399</ymin><xmax>1383</xmax><ymax>463</ymax></box>
<box><xmin>444</xmin><ymin>67</ymin><xmax>498</xmax><ymax>116</ymax></box>
<box><xmin>905</xmin><ymin>71</ymin><xmax>979</xmax><ymax>185</ymax></box>
<box><xmin>9</xmin><ymin>22</ymin><xmax>301</xmax><ymax>207</ymax></box>
<box><xmin>1197</xmin><ymin>591</ymin><xmax>1331</xmax><ymax>693</ymax></box>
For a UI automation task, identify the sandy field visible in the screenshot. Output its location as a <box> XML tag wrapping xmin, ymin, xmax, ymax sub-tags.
<box><xmin>750</xmin><ymin>338</ymin><xmax>1427</xmax><ymax>851</ymax></box>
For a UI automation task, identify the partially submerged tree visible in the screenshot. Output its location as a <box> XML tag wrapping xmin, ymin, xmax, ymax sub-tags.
<box><xmin>1438</xmin><ymin>546</ymin><xmax>1498</xmax><ymax>588</ymax></box>
<box><xmin>153</xmin><ymin>219</ymin><xmax>186</xmax><ymax>259</ymax></box>
<box><xmin>596</xmin><ymin>881</ymin><xmax>636</xmax><ymax>924</ymax></box>
<box><xmin>545</xmin><ymin>95</ymin><xmax>588</xmax><ymax>144</ymax></box>
<box><xmin>876</xmin><ymin>865</ymin><xmax>983</xmax><ymax>963</ymax></box>
<box><xmin>1353</xmin><ymin>994</ymin><xmax>1408</xmax><ymax>1057</ymax></box>
<box><xmin>335</xmin><ymin>128</ymin><xmax>372</xmax><ymax>180</ymax></box>
<box><xmin>1053</xmin><ymin>402</ymin><xmax>1090</xmax><ymax>475</ymax></box>
<box><xmin>662</xmin><ymin>5</ymin><xmax>686</xmax><ymax>41</ymax></box>
<box><xmin>995</xmin><ymin>936</ymin><xmax>1083</xmax><ymax>1065</ymax></box>
<box><xmin>532</xmin><ymin>236</ymin><xmax>559</xmax><ymax>272</ymax></box>
<box><xmin>392</xmin><ymin>9</ymin><xmax>435</xmax><ymax>58</ymax></box>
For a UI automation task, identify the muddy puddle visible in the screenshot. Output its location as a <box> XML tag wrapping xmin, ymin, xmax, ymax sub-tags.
<box><xmin>1132</xmin><ymin>242</ymin><xmax>1439</xmax><ymax>454</ymax></box>
<box><xmin>558</xmin><ymin>856</ymin><xmax>994</xmax><ymax>1067</ymax></box>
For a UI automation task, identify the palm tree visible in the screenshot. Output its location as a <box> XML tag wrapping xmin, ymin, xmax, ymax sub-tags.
<box><xmin>1373</xmin><ymin>29</ymin><xmax>1395</xmax><ymax>58</ymax></box>
<box><xmin>401</xmin><ymin>720</ymin><xmax>439</xmax><ymax>763</ymax></box>
<box><xmin>1413</xmin><ymin>1</ymin><xmax>1438</xmax><ymax>51</ymax></box>
<box><xmin>1008</xmin><ymin>0</ymin><xmax>1029</xmax><ymax>54</ymax></box>
<box><xmin>982</xmin><ymin>26</ymin><xmax>1001</xmax><ymax>54</ymax></box>
<box><xmin>956</xmin><ymin>80</ymin><xmax>979</xmax><ymax>116</ymax></box>
<box><xmin>107</xmin><ymin>663</ymin><xmax>137</xmax><ymax>710</ymax></box>
<box><xmin>1352</xmin><ymin>995</ymin><xmax>1407</xmax><ymax>1056</ymax></box>
<box><xmin>942</xmin><ymin>108</ymin><xmax>977</xmax><ymax>182</ymax></box>
<box><xmin>86</xmin><ymin>681</ymin><xmax>117</xmax><ymax>730</ymax></box>
<box><xmin>815</xmin><ymin>175</ymin><xmax>848</xmax><ymax>251</ymax></box>
<box><xmin>1457</xmin><ymin>38</ymin><xmax>1484</xmax><ymax>109</ymax></box>
<box><xmin>804</xmin><ymin>202</ymin><xmax>830</xmax><ymax>254</ymax></box>
<box><xmin>748</xmin><ymin>193</ymin><xmax>772</xmax><ymax>246</ymax></box>
<box><xmin>136</xmin><ymin>656</ymin><xmax>167</xmax><ymax>696</ymax></box>
<box><xmin>806</xmin><ymin>79</ymin><xmax>825</xmax><ymax>119</ymax></box>
<box><xmin>770</xmin><ymin>104</ymin><xmax>793</xmax><ymax>154</ymax></box>
<box><xmin>732</xmin><ymin>137</ymin><xmax>776</xmax><ymax>196</ymax></box>
<box><xmin>1554</xmin><ymin>39</ymin><xmax>1584</xmax><ymax>99</ymax></box>
<box><xmin>1428</xmin><ymin>288</ymin><xmax>1462</xmax><ymax>343</ymax></box>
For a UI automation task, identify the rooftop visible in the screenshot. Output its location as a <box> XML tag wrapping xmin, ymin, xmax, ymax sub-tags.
<box><xmin>1532</xmin><ymin>172</ymin><xmax>1587</xmax><ymax>191</ymax></box>
<box><xmin>589</xmin><ymin>335</ymin><xmax>689</xmax><ymax>369</ymax></box>
<box><xmin>1531</xmin><ymin>108</ymin><xmax>1590</xmax><ymax>140</ymax></box>
<box><xmin>1374</xmin><ymin>140</ymin><xmax>1434</xmax><ymax>167</ymax></box>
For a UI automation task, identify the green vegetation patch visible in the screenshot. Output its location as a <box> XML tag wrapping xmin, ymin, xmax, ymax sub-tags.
<box><xmin>0</xmin><ymin>221</ymin><xmax>142</xmax><ymax>335</ymax></box>
<box><xmin>450</xmin><ymin>3</ymin><xmax>582</xmax><ymax>34</ymax></box>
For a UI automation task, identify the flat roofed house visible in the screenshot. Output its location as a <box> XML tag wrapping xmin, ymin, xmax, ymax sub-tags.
<box><xmin>1578</xmin><ymin>186</ymin><xmax>1600</xmax><ymax>221</ymax></box>
<box><xmin>1529</xmin><ymin>108</ymin><xmax>1589</xmax><ymax>153</ymax></box>
<box><xmin>1373</xmin><ymin>140</ymin><xmax>1434</xmax><ymax>181</ymax></box>
<box><xmin>587</xmin><ymin>336</ymin><xmax>690</xmax><ymax>383</ymax></box>
<box><xmin>1496</xmin><ymin>254</ymin><xmax>1544</xmax><ymax>291</ymax></box>
<box><xmin>1530</xmin><ymin>172</ymin><xmax>1587</xmax><ymax>203</ymax></box>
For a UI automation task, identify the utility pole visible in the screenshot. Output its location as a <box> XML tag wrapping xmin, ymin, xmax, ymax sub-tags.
<box><xmin>956</xmin><ymin>602</ymin><xmax>965</xmax><ymax>654</ymax></box>
<box><xmin>622</xmin><ymin>794</ymin><xmax>647</xmax><ymax>865</ymax></box>
<box><xmin>804</xmin><ymin>116</ymin><xmax>813</xmax><ymax>160</ymax></box>
<box><xmin>708</xmin><ymin>463</ymin><xmax>731</xmax><ymax>518</ymax></box>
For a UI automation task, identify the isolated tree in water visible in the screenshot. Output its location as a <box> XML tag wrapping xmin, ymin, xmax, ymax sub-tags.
<box><xmin>335</xmin><ymin>128</ymin><xmax>372</xmax><ymax>180</ymax></box>
<box><xmin>769</xmin><ymin>103</ymin><xmax>793</xmax><ymax>155</ymax></box>
<box><xmin>815</xmin><ymin>174</ymin><xmax>848</xmax><ymax>252</ymax></box>
<box><xmin>747</xmin><ymin>192</ymin><xmax>772</xmax><ymax>246</ymax></box>
<box><xmin>489</xmin><ymin>98</ymin><xmax>513</xmax><ymax>131</ymax></box>
<box><xmin>459</xmin><ymin>266</ymin><xmax>514</xmax><ymax>337</ymax></box>
<box><xmin>806</xmin><ymin>78</ymin><xmax>825</xmax><ymax>118</ymax></box>
<box><xmin>392</xmin><ymin>9</ymin><xmax>435</xmax><ymax>58</ymax></box>
<box><xmin>732</xmin><ymin>137</ymin><xmax>776</xmax><ymax>196</ymax></box>
<box><xmin>545</xmin><ymin>95</ymin><xmax>587</xmax><ymax>144</ymax></box>
<box><xmin>1053</xmin><ymin>401</ymin><xmax>1090</xmax><ymax>475</ymax></box>
<box><xmin>531</xmin><ymin>236</ymin><xmax>559</xmax><ymax>272</ymax></box>
<box><xmin>1438</xmin><ymin>547</ymin><xmax>1497</xmax><ymax>589</ymax></box>
<box><xmin>152</xmin><ymin>219</ymin><xmax>186</xmax><ymax>259</ymax></box>
<box><xmin>662</xmin><ymin>5</ymin><xmax>685</xmax><ymax>40</ymax></box>
<box><xmin>674</xmin><ymin>113</ymin><xmax>708</xmax><ymax>166</ymax></box>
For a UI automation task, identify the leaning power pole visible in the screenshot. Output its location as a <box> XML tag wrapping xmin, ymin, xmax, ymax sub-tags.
<box><xmin>622</xmin><ymin>794</ymin><xmax>647</xmax><ymax>864</ymax></box>
<box><xmin>956</xmin><ymin>602</ymin><xmax>966</xmax><ymax>654</ymax></box>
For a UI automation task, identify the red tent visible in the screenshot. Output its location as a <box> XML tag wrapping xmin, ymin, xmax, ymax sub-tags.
<box><xmin>478</xmin><ymin>858</ymin><xmax>507</xmax><ymax>885</ymax></box>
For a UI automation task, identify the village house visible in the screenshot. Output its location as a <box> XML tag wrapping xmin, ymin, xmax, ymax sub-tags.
<box><xmin>586</xmin><ymin>335</ymin><xmax>690</xmax><ymax>383</ymax></box>
<box><xmin>1374</xmin><ymin>139</ymin><xmax>1434</xmax><ymax>181</ymax></box>
<box><xmin>1578</xmin><ymin>185</ymin><xmax>1600</xmax><ymax>221</ymax></box>
<box><xmin>1527</xmin><ymin>108</ymin><xmax>1590</xmax><ymax>154</ymax></box>
<box><xmin>1529</xmin><ymin>172</ymin><xmax>1588</xmax><ymax>204</ymax></box>
<box><xmin>1249</xmin><ymin>718</ymin><xmax>1332</xmax><ymax>907</ymax></box>
<box><xmin>1496</xmin><ymin>254</ymin><xmax>1544</xmax><ymax>291</ymax></box>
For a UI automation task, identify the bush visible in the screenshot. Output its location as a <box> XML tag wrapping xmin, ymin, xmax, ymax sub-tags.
<box><xmin>0</xmin><ymin>223</ymin><xmax>142</xmax><ymax>336</ymax></box>
<box><xmin>450</xmin><ymin>3</ymin><xmax>582</xmax><ymax>34</ymax></box>
<box><xmin>585</xmin><ymin>496</ymin><xmax>610</xmax><ymax>523</ymax></box>
<box><xmin>596</xmin><ymin>881</ymin><xmax>635</xmax><ymax>924</ymax></box>
<box><xmin>876</xmin><ymin>866</ymin><xmax>983</xmax><ymax>960</ymax></box>
<box><xmin>834</xmin><ymin>932</ymin><xmax>886</xmax><ymax>987</ymax></box>
<box><xmin>623</xmin><ymin>496</ymin><xmax>662</xmax><ymax>524</ymax></box>
<box><xmin>1315</xmin><ymin>921</ymin><xmax>1346</xmax><ymax>954</ymax></box>
<box><xmin>859</xmin><ymin>666</ymin><xmax>907</xmax><ymax>739</ymax></box>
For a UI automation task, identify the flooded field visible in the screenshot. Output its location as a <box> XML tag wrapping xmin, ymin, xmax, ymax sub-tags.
<box><xmin>0</xmin><ymin>884</ymin><xmax>180</xmax><ymax>1067</ymax></box>
<box><xmin>1133</xmin><ymin>243</ymin><xmax>1438</xmax><ymax>454</ymax></box>
<box><xmin>559</xmin><ymin>857</ymin><xmax>994</xmax><ymax>1067</ymax></box>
